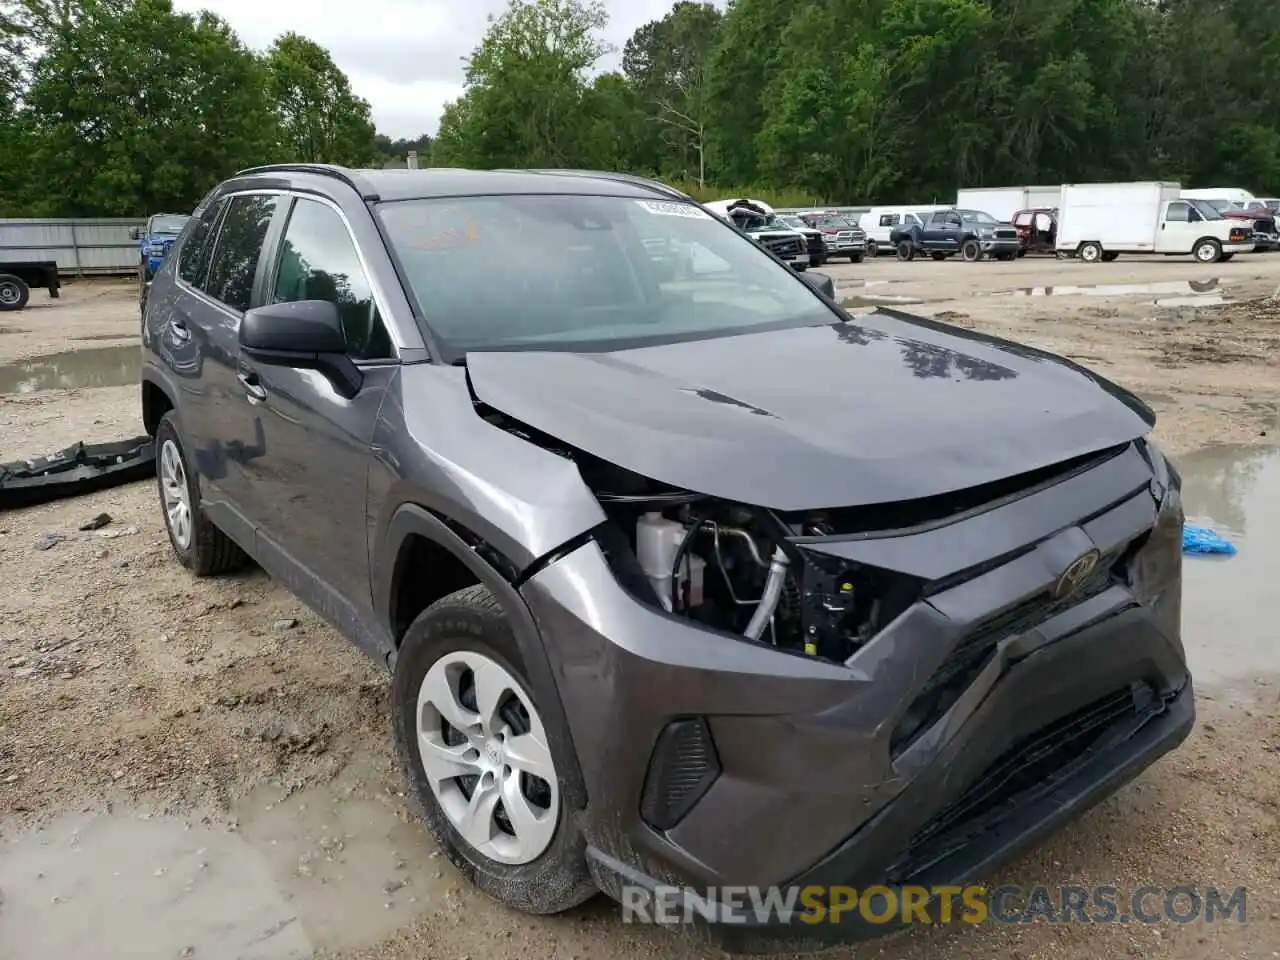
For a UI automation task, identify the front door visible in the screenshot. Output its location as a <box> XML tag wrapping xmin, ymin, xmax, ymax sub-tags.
<box><xmin>1157</xmin><ymin>200</ymin><xmax>1198</xmax><ymax>253</ymax></box>
<box><xmin>235</xmin><ymin>194</ymin><xmax>397</xmax><ymax>629</ymax></box>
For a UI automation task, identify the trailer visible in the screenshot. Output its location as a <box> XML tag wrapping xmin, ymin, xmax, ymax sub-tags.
<box><xmin>1055</xmin><ymin>182</ymin><xmax>1254</xmax><ymax>263</ymax></box>
<box><xmin>954</xmin><ymin>185</ymin><xmax>1061</xmax><ymax>223</ymax></box>
<box><xmin>0</xmin><ymin>259</ymin><xmax>60</xmax><ymax>311</ymax></box>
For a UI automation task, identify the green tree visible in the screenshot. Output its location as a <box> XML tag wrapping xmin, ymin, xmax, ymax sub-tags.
<box><xmin>19</xmin><ymin>0</ymin><xmax>278</xmax><ymax>216</ymax></box>
<box><xmin>265</xmin><ymin>32</ymin><xmax>378</xmax><ymax>166</ymax></box>
<box><xmin>622</xmin><ymin>1</ymin><xmax>722</xmax><ymax>184</ymax></box>
<box><xmin>431</xmin><ymin>0</ymin><xmax>610</xmax><ymax>168</ymax></box>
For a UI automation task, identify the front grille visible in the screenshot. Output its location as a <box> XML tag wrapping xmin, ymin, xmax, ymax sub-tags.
<box><xmin>995</xmin><ymin>228</ymin><xmax>1017</xmax><ymax>240</ymax></box>
<box><xmin>764</xmin><ymin>236</ymin><xmax>803</xmax><ymax>258</ymax></box>
<box><xmin>891</xmin><ymin>541</ymin><xmax>1130</xmax><ymax>755</ymax></box>
<box><xmin>1254</xmin><ymin>217</ymin><xmax>1276</xmax><ymax>234</ymax></box>
<box><xmin>886</xmin><ymin>683</ymin><xmax>1150</xmax><ymax>882</ymax></box>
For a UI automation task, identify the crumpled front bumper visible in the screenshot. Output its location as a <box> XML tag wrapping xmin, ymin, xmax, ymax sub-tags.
<box><xmin>518</xmin><ymin>441</ymin><xmax>1191</xmax><ymax>951</ymax></box>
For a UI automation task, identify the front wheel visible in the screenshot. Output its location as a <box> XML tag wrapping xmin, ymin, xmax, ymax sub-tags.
<box><xmin>1194</xmin><ymin>238</ymin><xmax>1222</xmax><ymax>263</ymax></box>
<box><xmin>896</xmin><ymin>241</ymin><xmax>915</xmax><ymax>261</ymax></box>
<box><xmin>392</xmin><ymin>585</ymin><xmax>596</xmax><ymax>914</ymax></box>
<box><xmin>0</xmin><ymin>273</ymin><xmax>30</xmax><ymax>312</ymax></box>
<box><xmin>960</xmin><ymin>239</ymin><xmax>982</xmax><ymax>262</ymax></box>
<box><xmin>865</xmin><ymin>240</ymin><xmax>879</xmax><ymax>258</ymax></box>
<box><xmin>1078</xmin><ymin>241</ymin><xmax>1103</xmax><ymax>263</ymax></box>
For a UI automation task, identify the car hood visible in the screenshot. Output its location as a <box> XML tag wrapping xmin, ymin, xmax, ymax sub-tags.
<box><xmin>464</xmin><ymin>311</ymin><xmax>1155</xmax><ymax>510</ymax></box>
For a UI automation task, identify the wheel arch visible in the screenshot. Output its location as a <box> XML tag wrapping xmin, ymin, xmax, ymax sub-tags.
<box><xmin>140</xmin><ymin>366</ymin><xmax>178</xmax><ymax>437</ymax></box>
<box><xmin>377</xmin><ymin>502</ymin><xmax>588</xmax><ymax>810</ymax></box>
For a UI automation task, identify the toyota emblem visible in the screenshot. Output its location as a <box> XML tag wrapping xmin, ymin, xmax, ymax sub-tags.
<box><xmin>1052</xmin><ymin>549</ymin><xmax>1101</xmax><ymax>600</ymax></box>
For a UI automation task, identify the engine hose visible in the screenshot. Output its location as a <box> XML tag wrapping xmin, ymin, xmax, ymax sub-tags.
<box><xmin>744</xmin><ymin>547</ymin><xmax>789</xmax><ymax>640</ymax></box>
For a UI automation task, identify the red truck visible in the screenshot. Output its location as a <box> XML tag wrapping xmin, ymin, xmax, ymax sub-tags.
<box><xmin>1010</xmin><ymin>208</ymin><xmax>1058</xmax><ymax>256</ymax></box>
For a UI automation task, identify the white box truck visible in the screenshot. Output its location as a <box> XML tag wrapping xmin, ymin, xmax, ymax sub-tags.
<box><xmin>1055</xmin><ymin>182</ymin><xmax>1255</xmax><ymax>263</ymax></box>
<box><xmin>954</xmin><ymin>185</ymin><xmax>1061</xmax><ymax>222</ymax></box>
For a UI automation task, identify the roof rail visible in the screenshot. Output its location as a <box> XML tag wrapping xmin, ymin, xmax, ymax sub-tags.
<box><xmin>511</xmin><ymin>169</ymin><xmax>693</xmax><ymax>201</ymax></box>
<box><xmin>231</xmin><ymin>163</ymin><xmax>380</xmax><ymax>200</ymax></box>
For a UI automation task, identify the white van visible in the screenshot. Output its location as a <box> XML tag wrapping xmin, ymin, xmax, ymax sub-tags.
<box><xmin>1056</xmin><ymin>182</ymin><xmax>1254</xmax><ymax>263</ymax></box>
<box><xmin>858</xmin><ymin>206</ymin><xmax>949</xmax><ymax>256</ymax></box>
<box><xmin>1181</xmin><ymin>187</ymin><xmax>1255</xmax><ymax>208</ymax></box>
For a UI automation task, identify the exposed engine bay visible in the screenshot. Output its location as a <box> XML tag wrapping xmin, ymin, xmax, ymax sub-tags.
<box><xmin>479</xmin><ymin>403</ymin><xmax>925</xmax><ymax>663</ymax></box>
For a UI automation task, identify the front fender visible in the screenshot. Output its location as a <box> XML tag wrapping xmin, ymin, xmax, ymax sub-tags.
<box><xmin>374</xmin><ymin>502</ymin><xmax>588</xmax><ymax>810</ymax></box>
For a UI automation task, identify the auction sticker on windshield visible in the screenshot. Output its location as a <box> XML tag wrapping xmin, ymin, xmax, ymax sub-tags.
<box><xmin>636</xmin><ymin>200</ymin><xmax>711</xmax><ymax>218</ymax></box>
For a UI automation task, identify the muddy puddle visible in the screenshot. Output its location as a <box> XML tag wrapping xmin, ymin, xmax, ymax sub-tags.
<box><xmin>993</xmin><ymin>279</ymin><xmax>1228</xmax><ymax>307</ymax></box>
<box><xmin>1175</xmin><ymin>442</ymin><xmax>1280</xmax><ymax>691</ymax></box>
<box><xmin>0</xmin><ymin>760</ymin><xmax>454</xmax><ymax>957</ymax></box>
<box><xmin>0</xmin><ymin>344</ymin><xmax>139</xmax><ymax>394</ymax></box>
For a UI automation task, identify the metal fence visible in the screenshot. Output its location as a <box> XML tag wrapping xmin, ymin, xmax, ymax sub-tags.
<box><xmin>0</xmin><ymin>218</ymin><xmax>144</xmax><ymax>276</ymax></box>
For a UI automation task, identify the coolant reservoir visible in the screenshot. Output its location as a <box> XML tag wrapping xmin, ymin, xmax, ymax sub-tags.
<box><xmin>636</xmin><ymin>512</ymin><xmax>689</xmax><ymax>611</ymax></box>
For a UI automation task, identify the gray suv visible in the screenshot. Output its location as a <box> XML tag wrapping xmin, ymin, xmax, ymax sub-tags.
<box><xmin>140</xmin><ymin>164</ymin><xmax>1193</xmax><ymax>950</ymax></box>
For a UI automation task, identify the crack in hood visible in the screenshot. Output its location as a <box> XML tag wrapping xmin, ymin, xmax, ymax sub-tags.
<box><xmin>464</xmin><ymin>311</ymin><xmax>1155</xmax><ymax>510</ymax></box>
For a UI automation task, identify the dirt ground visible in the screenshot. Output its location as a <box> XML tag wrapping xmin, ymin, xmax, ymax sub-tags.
<box><xmin>1</xmin><ymin>258</ymin><xmax>1278</xmax><ymax>960</ymax></box>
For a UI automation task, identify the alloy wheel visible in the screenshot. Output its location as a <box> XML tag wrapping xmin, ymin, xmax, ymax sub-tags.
<box><xmin>416</xmin><ymin>650</ymin><xmax>558</xmax><ymax>865</ymax></box>
<box><xmin>159</xmin><ymin>439</ymin><xmax>192</xmax><ymax>550</ymax></box>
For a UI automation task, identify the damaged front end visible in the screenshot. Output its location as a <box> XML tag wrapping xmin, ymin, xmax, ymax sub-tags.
<box><xmin>463</xmin><ymin>355</ymin><xmax>1192</xmax><ymax>951</ymax></box>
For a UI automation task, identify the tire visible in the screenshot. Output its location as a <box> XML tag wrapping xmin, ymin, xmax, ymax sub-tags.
<box><xmin>1194</xmin><ymin>238</ymin><xmax>1222</xmax><ymax>263</ymax></box>
<box><xmin>866</xmin><ymin>240</ymin><xmax>879</xmax><ymax>258</ymax></box>
<box><xmin>960</xmin><ymin>239</ymin><xmax>981</xmax><ymax>262</ymax></box>
<box><xmin>1078</xmin><ymin>241</ymin><xmax>1103</xmax><ymax>263</ymax></box>
<box><xmin>0</xmin><ymin>273</ymin><xmax>30</xmax><ymax>312</ymax></box>
<box><xmin>896</xmin><ymin>241</ymin><xmax>915</xmax><ymax>261</ymax></box>
<box><xmin>930</xmin><ymin>252</ymin><xmax>947</xmax><ymax>261</ymax></box>
<box><xmin>996</xmin><ymin>252</ymin><xmax>1015</xmax><ymax>261</ymax></box>
<box><xmin>392</xmin><ymin>584</ymin><xmax>595</xmax><ymax>915</ymax></box>
<box><xmin>1219</xmin><ymin>253</ymin><xmax>1235</xmax><ymax>262</ymax></box>
<box><xmin>1101</xmin><ymin>252</ymin><xmax>1120</xmax><ymax>262</ymax></box>
<box><xmin>849</xmin><ymin>253</ymin><xmax>864</xmax><ymax>263</ymax></box>
<box><xmin>1016</xmin><ymin>248</ymin><xmax>1027</xmax><ymax>258</ymax></box>
<box><xmin>154</xmin><ymin>412</ymin><xmax>247</xmax><ymax>576</ymax></box>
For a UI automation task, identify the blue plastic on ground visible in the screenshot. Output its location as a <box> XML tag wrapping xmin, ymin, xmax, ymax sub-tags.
<box><xmin>1182</xmin><ymin>523</ymin><xmax>1238</xmax><ymax>556</ymax></box>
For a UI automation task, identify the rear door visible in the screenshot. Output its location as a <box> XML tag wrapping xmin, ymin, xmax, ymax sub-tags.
<box><xmin>178</xmin><ymin>192</ymin><xmax>286</xmax><ymax>539</ymax></box>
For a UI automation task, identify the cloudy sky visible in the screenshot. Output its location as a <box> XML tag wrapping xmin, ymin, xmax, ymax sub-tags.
<box><xmin>171</xmin><ymin>0</ymin><xmax>697</xmax><ymax>139</ymax></box>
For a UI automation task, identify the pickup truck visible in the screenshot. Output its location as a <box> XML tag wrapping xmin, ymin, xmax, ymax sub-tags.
<box><xmin>890</xmin><ymin>208</ymin><xmax>1021</xmax><ymax>262</ymax></box>
<box><xmin>131</xmin><ymin>213</ymin><xmax>191</xmax><ymax>312</ymax></box>
<box><xmin>0</xmin><ymin>259</ymin><xmax>61</xmax><ymax>312</ymax></box>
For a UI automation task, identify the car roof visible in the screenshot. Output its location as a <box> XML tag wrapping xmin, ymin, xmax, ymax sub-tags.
<box><xmin>226</xmin><ymin>163</ymin><xmax>693</xmax><ymax>204</ymax></box>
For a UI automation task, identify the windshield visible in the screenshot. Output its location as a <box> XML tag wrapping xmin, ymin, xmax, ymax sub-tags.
<box><xmin>778</xmin><ymin>215</ymin><xmax>804</xmax><ymax>229</ymax></box>
<box><xmin>149</xmin><ymin>214</ymin><xmax>189</xmax><ymax>235</ymax></box>
<box><xmin>958</xmin><ymin>209</ymin><xmax>999</xmax><ymax>224</ymax></box>
<box><xmin>378</xmin><ymin>194</ymin><xmax>835</xmax><ymax>357</ymax></box>
<box><xmin>1189</xmin><ymin>199</ymin><xmax>1224</xmax><ymax>220</ymax></box>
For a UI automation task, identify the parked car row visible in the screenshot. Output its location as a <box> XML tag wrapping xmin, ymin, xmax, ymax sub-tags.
<box><xmin>705</xmin><ymin>198</ymin><xmax>867</xmax><ymax>268</ymax></box>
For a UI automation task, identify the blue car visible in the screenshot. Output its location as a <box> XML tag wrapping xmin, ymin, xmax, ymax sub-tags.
<box><xmin>132</xmin><ymin>213</ymin><xmax>191</xmax><ymax>312</ymax></box>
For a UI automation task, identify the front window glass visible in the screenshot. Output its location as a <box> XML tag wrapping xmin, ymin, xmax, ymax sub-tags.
<box><xmin>150</xmin><ymin>215</ymin><xmax>190</xmax><ymax>235</ymax></box>
<box><xmin>377</xmin><ymin>194</ymin><xmax>833</xmax><ymax>357</ymax></box>
<box><xmin>203</xmin><ymin>194</ymin><xmax>280</xmax><ymax>312</ymax></box>
<box><xmin>1189</xmin><ymin>200</ymin><xmax>1223</xmax><ymax>220</ymax></box>
<box><xmin>959</xmin><ymin>209</ymin><xmax>999</xmax><ymax>224</ymax></box>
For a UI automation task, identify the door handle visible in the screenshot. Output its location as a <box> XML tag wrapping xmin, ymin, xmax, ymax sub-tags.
<box><xmin>237</xmin><ymin>370</ymin><xmax>267</xmax><ymax>403</ymax></box>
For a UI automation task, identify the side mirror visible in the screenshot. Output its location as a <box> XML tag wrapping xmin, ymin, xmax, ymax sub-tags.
<box><xmin>239</xmin><ymin>300</ymin><xmax>362</xmax><ymax>398</ymax></box>
<box><xmin>800</xmin><ymin>270</ymin><xmax>836</xmax><ymax>300</ymax></box>
<box><xmin>130</xmin><ymin>227</ymin><xmax>143</xmax><ymax>240</ymax></box>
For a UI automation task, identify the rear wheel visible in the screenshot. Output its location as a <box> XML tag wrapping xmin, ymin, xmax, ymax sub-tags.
<box><xmin>896</xmin><ymin>241</ymin><xmax>915</xmax><ymax>261</ymax></box>
<box><xmin>154</xmin><ymin>412</ymin><xmax>247</xmax><ymax>576</ymax></box>
<box><xmin>1078</xmin><ymin>241</ymin><xmax>1103</xmax><ymax>263</ymax></box>
<box><xmin>961</xmin><ymin>239</ymin><xmax>982</xmax><ymax>262</ymax></box>
<box><xmin>0</xmin><ymin>274</ymin><xmax>29</xmax><ymax>312</ymax></box>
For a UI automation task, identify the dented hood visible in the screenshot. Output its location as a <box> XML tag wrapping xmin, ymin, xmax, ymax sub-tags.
<box><xmin>464</xmin><ymin>312</ymin><xmax>1154</xmax><ymax>510</ymax></box>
